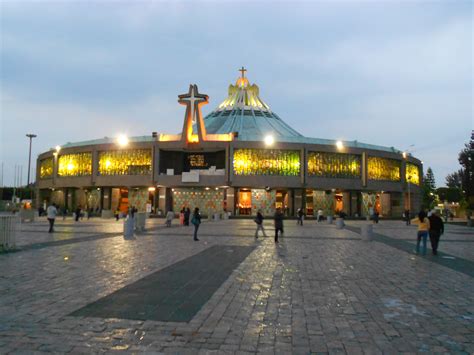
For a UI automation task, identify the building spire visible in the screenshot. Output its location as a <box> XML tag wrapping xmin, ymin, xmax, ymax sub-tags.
<box><xmin>239</xmin><ymin>66</ymin><xmax>247</xmax><ymax>79</ymax></box>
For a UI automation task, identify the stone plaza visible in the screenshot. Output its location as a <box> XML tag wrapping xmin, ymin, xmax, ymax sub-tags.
<box><xmin>0</xmin><ymin>217</ymin><xmax>473</xmax><ymax>354</ymax></box>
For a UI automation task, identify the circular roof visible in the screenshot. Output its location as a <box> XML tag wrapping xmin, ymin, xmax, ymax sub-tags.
<box><xmin>203</xmin><ymin>72</ymin><xmax>303</xmax><ymax>140</ymax></box>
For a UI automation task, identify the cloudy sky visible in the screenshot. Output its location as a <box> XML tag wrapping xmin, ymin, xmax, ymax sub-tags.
<box><xmin>0</xmin><ymin>0</ymin><xmax>472</xmax><ymax>187</ymax></box>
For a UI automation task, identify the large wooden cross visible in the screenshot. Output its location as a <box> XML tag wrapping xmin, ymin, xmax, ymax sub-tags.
<box><xmin>239</xmin><ymin>66</ymin><xmax>247</xmax><ymax>79</ymax></box>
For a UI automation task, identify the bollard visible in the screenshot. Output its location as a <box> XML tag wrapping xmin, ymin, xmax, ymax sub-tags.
<box><xmin>327</xmin><ymin>215</ymin><xmax>333</xmax><ymax>224</ymax></box>
<box><xmin>335</xmin><ymin>217</ymin><xmax>345</xmax><ymax>229</ymax></box>
<box><xmin>123</xmin><ymin>216</ymin><xmax>135</xmax><ymax>239</ymax></box>
<box><xmin>361</xmin><ymin>224</ymin><xmax>373</xmax><ymax>241</ymax></box>
<box><xmin>0</xmin><ymin>215</ymin><xmax>19</xmax><ymax>250</ymax></box>
<box><xmin>213</xmin><ymin>213</ymin><xmax>220</xmax><ymax>221</ymax></box>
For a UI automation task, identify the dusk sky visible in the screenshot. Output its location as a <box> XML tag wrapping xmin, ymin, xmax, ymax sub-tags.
<box><xmin>0</xmin><ymin>0</ymin><xmax>472</xmax><ymax>187</ymax></box>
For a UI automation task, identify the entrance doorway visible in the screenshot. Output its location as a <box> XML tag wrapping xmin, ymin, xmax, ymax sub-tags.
<box><xmin>275</xmin><ymin>190</ymin><xmax>289</xmax><ymax>214</ymax></box>
<box><xmin>335</xmin><ymin>193</ymin><xmax>343</xmax><ymax>213</ymax></box>
<box><xmin>238</xmin><ymin>189</ymin><xmax>251</xmax><ymax>215</ymax></box>
<box><xmin>111</xmin><ymin>188</ymin><xmax>129</xmax><ymax>214</ymax></box>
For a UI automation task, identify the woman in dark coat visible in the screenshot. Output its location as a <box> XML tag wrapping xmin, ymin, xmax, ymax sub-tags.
<box><xmin>274</xmin><ymin>207</ymin><xmax>284</xmax><ymax>243</ymax></box>
<box><xmin>191</xmin><ymin>207</ymin><xmax>201</xmax><ymax>241</ymax></box>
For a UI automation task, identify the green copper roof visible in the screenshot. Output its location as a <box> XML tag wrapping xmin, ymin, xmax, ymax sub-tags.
<box><xmin>56</xmin><ymin>71</ymin><xmax>403</xmax><ymax>155</ymax></box>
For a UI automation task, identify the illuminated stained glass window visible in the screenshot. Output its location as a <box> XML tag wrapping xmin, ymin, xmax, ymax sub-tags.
<box><xmin>308</xmin><ymin>152</ymin><xmax>361</xmax><ymax>178</ymax></box>
<box><xmin>406</xmin><ymin>163</ymin><xmax>420</xmax><ymax>185</ymax></box>
<box><xmin>233</xmin><ymin>149</ymin><xmax>300</xmax><ymax>176</ymax></box>
<box><xmin>39</xmin><ymin>157</ymin><xmax>54</xmax><ymax>179</ymax></box>
<box><xmin>368</xmin><ymin>157</ymin><xmax>401</xmax><ymax>181</ymax></box>
<box><xmin>58</xmin><ymin>153</ymin><xmax>92</xmax><ymax>177</ymax></box>
<box><xmin>98</xmin><ymin>149</ymin><xmax>152</xmax><ymax>176</ymax></box>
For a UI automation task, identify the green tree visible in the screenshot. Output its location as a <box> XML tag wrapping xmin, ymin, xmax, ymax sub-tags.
<box><xmin>446</xmin><ymin>170</ymin><xmax>463</xmax><ymax>189</ymax></box>
<box><xmin>458</xmin><ymin>131</ymin><xmax>474</xmax><ymax>208</ymax></box>
<box><xmin>446</xmin><ymin>131</ymin><xmax>474</xmax><ymax>209</ymax></box>
<box><xmin>422</xmin><ymin>167</ymin><xmax>437</xmax><ymax>210</ymax></box>
<box><xmin>436</xmin><ymin>187</ymin><xmax>462</xmax><ymax>203</ymax></box>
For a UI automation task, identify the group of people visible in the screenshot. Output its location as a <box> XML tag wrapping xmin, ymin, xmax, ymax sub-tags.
<box><xmin>165</xmin><ymin>207</ymin><xmax>201</xmax><ymax>241</ymax></box>
<box><xmin>45</xmin><ymin>204</ymin><xmax>94</xmax><ymax>232</ymax></box>
<box><xmin>410</xmin><ymin>210</ymin><xmax>444</xmax><ymax>255</ymax></box>
<box><xmin>254</xmin><ymin>208</ymin><xmax>285</xmax><ymax>243</ymax></box>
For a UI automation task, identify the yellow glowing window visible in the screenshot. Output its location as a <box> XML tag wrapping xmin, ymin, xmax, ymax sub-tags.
<box><xmin>233</xmin><ymin>149</ymin><xmax>300</xmax><ymax>176</ymax></box>
<box><xmin>406</xmin><ymin>163</ymin><xmax>420</xmax><ymax>185</ymax></box>
<box><xmin>368</xmin><ymin>157</ymin><xmax>401</xmax><ymax>181</ymax></box>
<box><xmin>98</xmin><ymin>149</ymin><xmax>152</xmax><ymax>176</ymax></box>
<box><xmin>308</xmin><ymin>152</ymin><xmax>361</xmax><ymax>178</ymax></box>
<box><xmin>39</xmin><ymin>157</ymin><xmax>54</xmax><ymax>179</ymax></box>
<box><xmin>58</xmin><ymin>153</ymin><xmax>92</xmax><ymax>177</ymax></box>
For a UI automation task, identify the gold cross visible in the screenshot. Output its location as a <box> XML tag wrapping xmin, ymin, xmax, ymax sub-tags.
<box><xmin>239</xmin><ymin>66</ymin><xmax>247</xmax><ymax>79</ymax></box>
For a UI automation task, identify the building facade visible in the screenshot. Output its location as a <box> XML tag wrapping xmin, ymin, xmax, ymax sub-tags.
<box><xmin>36</xmin><ymin>71</ymin><xmax>422</xmax><ymax>218</ymax></box>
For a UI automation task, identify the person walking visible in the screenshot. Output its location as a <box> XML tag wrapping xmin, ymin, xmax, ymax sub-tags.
<box><xmin>317</xmin><ymin>209</ymin><xmax>324</xmax><ymax>223</ymax></box>
<box><xmin>274</xmin><ymin>207</ymin><xmax>284</xmax><ymax>243</ymax></box>
<box><xmin>297</xmin><ymin>208</ymin><xmax>304</xmax><ymax>226</ymax></box>
<box><xmin>165</xmin><ymin>209</ymin><xmax>174</xmax><ymax>227</ymax></box>
<box><xmin>191</xmin><ymin>207</ymin><xmax>201</xmax><ymax>241</ymax></box>
<box><xmin>404</xmin><ymin>209</ymin><xmax>411</xmax><ymax>225</ymax></box>
<box><xmin>373</xmin><ymin>211</ymin><xmax>380</xmax><ymax>224</ymax></box>
<box><xmin>428</xmin><ymin>210</ymin><xmax>444</xmax><ymax>255</ymax></box>
<box><xmin>254</xmin><ymin>210</ymin><xmax>266</xmax><ymax>238</ymax></box>
<box><xmin>411</xmin><ymin>211</ymin><xmax>430</xmax><ymax>255</ymax></box>
<box><xmin>179</xmin><ymin>208</ymin><xmax>185</xmax><ymax>225</ymax></box>
<box><xmin>184</xmin><ymin>207</ymin><xmax>191</xmax><ymax>226</ymax></box>
<box><xmin>75</xmin><ymin>205</ymin><xmax>82</xmax><ymax>222</ymax></box>
<box><xmin>47</xmin><ymin>203</ymin><xmax>58</xmax><ymax>233</ymax></box>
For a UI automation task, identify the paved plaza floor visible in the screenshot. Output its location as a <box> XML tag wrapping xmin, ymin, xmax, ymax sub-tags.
<box><xmin>0</xmin><ymin>217</ymin><xmax>473</xmax><ymax>354</ymax></box>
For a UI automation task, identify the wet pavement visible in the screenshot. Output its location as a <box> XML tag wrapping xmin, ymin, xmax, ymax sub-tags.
<box><xmin>0</xmin><ymin>217</ymin><xmax>473</xmax><ymax>354</ymax></box>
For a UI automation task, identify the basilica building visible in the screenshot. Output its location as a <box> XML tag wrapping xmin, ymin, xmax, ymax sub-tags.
<box><xmin>36</xmin><ymin>69</ymin><xmax>422</xmax><ymax>218</ymax></box>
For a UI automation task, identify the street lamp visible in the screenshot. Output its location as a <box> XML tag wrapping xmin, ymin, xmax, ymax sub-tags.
<box><xmin>26</xmin><ymin>134</ymin><xmax>37</xmax><ymax>186</ymax></box>
<box><xmin>264</xmin><ymin>134</ymin><xmax>274</xmax><ymax>146</ymax></box>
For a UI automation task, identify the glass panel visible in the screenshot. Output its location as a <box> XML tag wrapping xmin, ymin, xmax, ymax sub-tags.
<box><xmin>368</xmin><ymin>157</ymin><xmax>400</xmax><ymax>181</ymax></box>
<box><xmin>39</xmin><ymin>157</ymin><xmax>54</xmax><ymax>179</ymax></box>
<box><xmin>233</xmin><ymin>149</ymin><xmax>300</xmax><ymax>176</ymax></box>
<box><xmin>58</xmin><ymin>153</ymin><xmax>92</xmax><ymax>177</ymax></box>
<box><xmin>307</xmin><ymin>152</ymin><xmax>361</xmax><ymax>178</ymax></box>
<box><xmin>98</xmin><ymin>149</ymin><xmax>152</xmax><ymax>176</ymax></box>
<box><xmin>406</xmin><ymin>163</ymin><xmax>420</xmax><ymax>185</ymax></box>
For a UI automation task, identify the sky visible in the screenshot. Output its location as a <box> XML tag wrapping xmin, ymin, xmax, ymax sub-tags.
<box><xmin>0</xmin><ymin>0</ymin><xmax>472</xmax><ymax>187</ymax></box>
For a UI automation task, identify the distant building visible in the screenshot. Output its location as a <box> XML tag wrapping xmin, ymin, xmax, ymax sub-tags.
<box><xmin>36</xmin><ymin>69</ymin><xmax>422</xmax><ymax>217</ymax></box>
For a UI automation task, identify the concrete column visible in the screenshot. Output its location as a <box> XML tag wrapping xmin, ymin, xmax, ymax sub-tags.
<box><xmin>293</xmin><ymin>189</ymin><xmax>303</xmax><ymax>217</ymax></box>
<box><xmin>92</xmin><ymin>149</ymin><xmax>98</xmax><ymax>185</ymax></box>
<box><xmin>300</xmin><ymin>148</ymin><xmax>305</xmax><ymax>185</ymax></box>
<box><xmin>153</xmin><ymin>146</ymin><xmax>160</xmax><ymax>184</ymax></box>
<box><xmin>343</xmin><ymin>192</ymin><xmax>350</xmax><ymax>215</ymax></box>
<box><xmin>228</xmin><ymin>145</ymin><xmax>234</xmax><ymax>184</ymax></box>
<box><xmin>362</xmin><ymin>152</ymin><xmax>368</xmax><ymax>187</ymax></box>
<box><xmin>226</xmin><ymin>188</ymin><xmax>235</xmax><ymax>215</ymax></box>
<box><xmin>158</xmin><ymin>187</ymin><xmax>166</xmax><ymax>214</ymax></box>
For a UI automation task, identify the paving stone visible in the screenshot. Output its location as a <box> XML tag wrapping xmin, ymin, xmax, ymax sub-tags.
<box><xmin>0</xmin><ymin>219</ymin><xmax>473</xmax><ymax>353</ymax></box>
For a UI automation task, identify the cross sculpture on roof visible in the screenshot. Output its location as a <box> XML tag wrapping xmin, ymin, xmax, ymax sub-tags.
<box><xmin>239</xmin><ymin>66</ymin><xmax>247</xmax><ymax>79</ymax></box>
<box><xmin>178</xmin><ymin>84</ymin><xmax>209</xmax><ymax>143</ymax></box>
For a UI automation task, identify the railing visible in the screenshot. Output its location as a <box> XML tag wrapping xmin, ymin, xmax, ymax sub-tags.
<box><xmin>0</xmin><ymin>215</ymin><xmax>20</xmax><ymax>251</ymax></box>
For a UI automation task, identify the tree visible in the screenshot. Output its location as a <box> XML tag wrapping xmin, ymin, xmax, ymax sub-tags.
<box><xmin>458</xmin><ymin>131</ymin><xmax>474</xmax><ymax>208</ymax></box>
<box><xmin>436</xmin><ymin>187</ymin><xmax>462</xmax><ymax>203</ymax></box>
<box><xmin>446</xmin><ymin>170</ymin><xmax>463</xmax><ymax>189</ymax></box>
<box><xmin>445</xmin><ymin>131</ymin><xmax>474</xmax><ymax>209</ymax></box>
<box><xmin>422</xmin><ymin>167</ymin><xmax>437</xmax><ymax>210</ymax></box>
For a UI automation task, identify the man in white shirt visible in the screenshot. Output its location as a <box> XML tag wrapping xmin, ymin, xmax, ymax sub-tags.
<box><xmin>47</xmin><ymin>203</ymin><xmax>58</xmax><ymax>233</ymax></box>
<box><xmin>317</xmin><ymin>209</ymin><xmax>324</xmax><ymax>223</ymax></box>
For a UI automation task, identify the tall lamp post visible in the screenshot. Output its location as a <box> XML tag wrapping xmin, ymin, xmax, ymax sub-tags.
<box><xmin>26</xmin><ymin>134</ymin><xmax>37</xmax><ymax>187</ymax></box>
